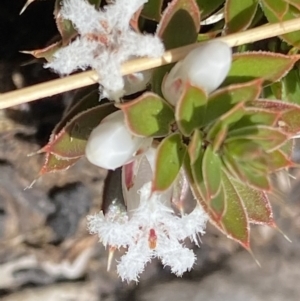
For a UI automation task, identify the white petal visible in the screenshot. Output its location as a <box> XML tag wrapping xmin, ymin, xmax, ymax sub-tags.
<box><xmin>156</xmin><ymin>238</ymin><xmax>195</xmax><ymax>276</ymax></box>
<box><xmin>87</xmin><ymin>212</ymin><xmax>132</xmax><ymax>248</ymax></box>
<box><xmin>61</xmin><ymin>0</ymin><xmax>105</xmax><ymax>34</ymax></box>
<box><xmin>117</xmin><ymin>241</ymin><xmax>152</xmax><ymax>282</ymax></box>
<box><xmin>45</xmin><ymin>38</ymin><xmax>97</xmax><ymax>74</ymax></box>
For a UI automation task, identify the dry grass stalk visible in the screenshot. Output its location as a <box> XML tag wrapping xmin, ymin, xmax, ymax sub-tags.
<box><xmin>1</xmin><ymin>17</ymin><xmax>300</xmax><ymax>109</ymax></box>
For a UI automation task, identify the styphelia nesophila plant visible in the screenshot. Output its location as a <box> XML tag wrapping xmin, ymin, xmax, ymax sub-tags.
<box><xmin>27</xmin><ymin>0</ymin><xmax>300</xmax><ymax>282</ymax></box>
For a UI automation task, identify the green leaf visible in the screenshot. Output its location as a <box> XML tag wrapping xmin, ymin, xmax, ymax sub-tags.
<box><xmin>186</xmin><ymin>152</ymin><xmax>250</xmax><ymax>249</ymax></box>
<box><xmin>196</xmin><ymin>0</ymin><xmax>224</xmax><ymax>19</ymax></box>
<box><xmin>223</xmin><ymin>52</ymin><xmax>300</xmax><ymax>86</ymax></box>
<box><xmin>227</xmin><ymin>125</ymin><xmax>289</xmax><ymax>152</ymax></box>
<box><xmin>282</xmin><ymin>68</ymin><xmax>300</xmax><ymax>105</ymax></box>
<box><xmin>185</xmin><ymin>150</ymin><xmax>225</xmax><ymax>230</ymax></box>
<box><xmin>141</xmin><ymin>0</ymin><xmax>163</xmax><ymax>21</ymax></box>
<box><xmin>266</xmin><ymin>149</ymin><xmax>293</xmax><ymax>171</ymax></box>
<box><xmin>24</xmin><ymin>42</ymin><xmax>62</xmax><ymax>62</ymax></box>
<box><xmin>261</xmin><ymin>0</ymin><xmax>300</xmax><ymax>47</ymax></box>
<box><xmin>175</xmin><ymin>84</ymin><xmax>208</xmax><ymax>136</ymax></box>
<box><xmin>251</xmin><ymin>99</ymin><xmax>300</xmax><ymax>134</ymax></box>
<box><xmin>152</xmin><ymin>0</ymin><xmax>200</xmax><ymax>96</ymax></box>
<box><xmin>221</xmin><ymin>170</ymin><xmax>250</xmax><ymax>248</ymax></box>
<box><xmin>207</xmin><ymin>102</ymin><xmax>246</xmax><ymax>142</ymax></box>
<box><xmin>261</xmin><ymin>0</ymin><xmax>289</xmax><ymax>20</ymax></box>
<box><xmin>54</xmin><ymin>0</ymin><xmax>77</xmax><ymax>45</ymax></box>
<box><xmin>223</xmin><ymin>141</ymin><xmax>272</xmax><ymax>191</ymax></box>
<box><xmin>188</xmin><ymin>134</ymin><xmax>207</xmax><ymax>200</ymax></box>
<box><xmin>120</xmin><ymin>92</ymin><xmax>174</xmax><ymax>137</ymax></box>
<box><xmin>202</xmin><ymin>145</ymin><xmax>222</xmax><ymax>199</ymax></box>
<box><xmin>225</xmin><ymin>0</ymin><xmax>258</xmax><ymax>33</ymax></box>
<box><xmin>228</xmin><ymin>175</ymin><xmax>275</xmax><ymax>226</ymax></box>
<box><xmin>210</xmin><ymin>185</ymin><xmax>226</xmax><ymax>219</ymax></box>
<box><xmin>229</xmin><ymin>107</ymin><xmax>280</xmax><ymax>130</ymax></box>
<box><xmin>225</xmin><ymin>139</ymin><xmax>262</xmax><ymax>161</ymax></box>
<box><xmin>188</xmin><ymin>129</ymin><xmax>203</xmax><ymax>164</ymax></box>
<box><xmin>39</xmin><ymin>153</ymin><xmax>79</xmax><ymax>175</ymax></box>
<box><xmin>205</xmin><ymin>79</ymin><xmax>262</xmax><ymax>125</ymax></box>
<box><xmin>152</xmin><ymin>133</ymin><xmax>187</xmax><ymax>192</ymax></box>
<box><xmin>43</xmin><ymin>104</ymin><xmax>117</xmax><ymax>159</ymax></box>
<box><xmin>237</xmin><ymin>162</ymin><xmax>272</xmax><ymax>191</ymax></box>
<box><xmin>285</xmin><ymin>0</ymin><xmax>300</xmax><ymax>10</ymax></box>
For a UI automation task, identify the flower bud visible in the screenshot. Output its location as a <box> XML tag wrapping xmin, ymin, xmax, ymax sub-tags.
<box><xmin>124</xmin><ymin>70</ymin><xmax>152</xmax><ymax>96</ymax></box>
<box><xmin>85</xmin><ymin>110</ymin><xmax>151</xmax><ymax>170</ymax></box>
<box><xmin>162</xmin><ymin>41</ymin><xmax>232</xmax><ymax>105</ymax></box>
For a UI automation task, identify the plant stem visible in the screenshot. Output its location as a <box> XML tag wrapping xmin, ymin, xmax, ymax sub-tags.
<box><xmin>1</xmin><ymin>17</ymin><xmax>300</xmax><ymax>109</ymax></box>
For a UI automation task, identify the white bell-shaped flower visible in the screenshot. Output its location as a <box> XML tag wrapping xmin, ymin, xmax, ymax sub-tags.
<box><xmin>85</xmin><ymin>110</ymin><xmax>152</xmax><ymax>170</ymax></box>
<box><xmin>162</xmin><ymin>40</ymin><xmax>232</xmax><ymax>105</ymax></box>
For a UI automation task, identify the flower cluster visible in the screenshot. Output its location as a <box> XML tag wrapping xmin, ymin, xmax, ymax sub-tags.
<box><xmin>87</xmin><ymin>158</ymin><xmax>208</xmax><ymax>282</ymax></box>
<box><xmin>85</xmin><ymin>40</ymin><xmax>232</xmax><ymax>282</ymax></box>
<box><xmin>45</xmin><ymin>0</ymin><xmax>164</xmax><ymax>100</ymax></box>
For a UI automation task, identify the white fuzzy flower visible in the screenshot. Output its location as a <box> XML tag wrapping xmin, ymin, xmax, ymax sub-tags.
<box><xmin>45</xmin><ymin>0</ymin><xmax>164</xmax><ymax>100</ymax></box>
<box><xmin>162</xmin><ymin>41</ymin><xmax>232</xmax><ymax>105</ymax></box>
<box><xmin>85</xmin><ymin>110</ymin><xmax>152</xmax><ymax>170</ymax></box>
<box><xmin>87</xmin><ymin>154</ymin><xmax>208</xmax><ymax>282</ymax></box>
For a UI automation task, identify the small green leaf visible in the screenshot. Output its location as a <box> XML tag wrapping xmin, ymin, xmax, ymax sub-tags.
<box><xmin>175</xmin><ymin>84</ymin><xmax>208</xmax><ymax>136</ymax></box>
<box><xmin>229</xmin><ymin>107</ymin><xmax>280</xmax><ymax>130</ymax></box>
<box><xmin>261</xmin><ymin>0</ymin><xmax>300</xmax><ymax>47</ymax></box>
<box><xmin>229</xmin><ymin>175</ymin><xmax>274</xmax><ymax>226</ymax></box>
<box><xmin>196</xmin><ymin>0</ymin><xmax>224</xmax><ymax>19</ymax></box>
<box><xmin>261</xmin><ymin>0</ymin><xmax>289</xmax><ymax>20</ymax></box>
<box><xmin>221</xmin><ymin>170</ymin><xmax>250</xmax><ymax>248</ymax></box>
<box><xmin>205</xmin><ymin>79</ymin><xmax>262</xmax><ymax>125</ymax></box>
<box><xmin>153</xmin><ymin>133</ymin><xmax>187</xmax><ymax>192</ymax></box>
<box><xmin>207</xmin><ymin>102</ymin><xmax>246</xmax><ymax>142</ymax></box>
<box><xmin>225</xmin><ymin>0</ymin><xmax>258</xmax><ymax>33</ymax></box>
<box><xmin>188</xmin><ymin>129</ymin><xmax>203</xmax><ymax>164</ymax></box>
<box><xmin>39</xmin><ymin>153</ymin><xmax>79</xmax><ymax>175</ymax></box>
<box><xmin>223</xmin><ymin>141</ymin><xmax>272</xmax><ymax>191</ymax></box>
<box><xmin>120</xmin><ymin>92</ymin><xmax>174</xmax><ymax>137</ymax></box>
<box><xmin>223</xmin><ymin>52</ymin><xmax>300</xmax><ymax>86</ymax></box>
<box><xmin>237</xmin><ymin>163</ymin><xmax>272</xmax><ymax>191</ymax></box>
<box><xmin>141</xmin><ymin>0</ymin><xmax>163</xmax><ymax>21</ymax></box>
<box><xmin>188</xmin><ymin>136</ymin><xmax>207</xmax><ymax>200</ymax></box>
<box><xmin>44</xmin><ymin>104</ymin><xmax>117</xmax><ymax>159</ymax></box>
<box><xmin>227</xmin><ymin>125</ymin><xmax>289</xmax><ymax>152</ymax></box>
<box><xmin>202</xmin><ymin>145</ymin><xmax>222</xmax><ymax>199</ymax></box>
<box><xmin>285</xmin><ymin>0</ymin><xmax>300</xmax><ymax>10</ymax></box>
<box><xmin>24</xmin><ymin>42</ymin><xmax>62</xmax><ymax>62</ymax></box>
<box><xmin>185</xmin><ymin>152</ymin><xmax>225</xmax><ymax>231</ymax></box>
<box><xmin>152</xmin><ymin>0</ymin><xmax>200</xmax><ymax>96</ymax></box>
<box><xmin>251</xmin><ymin>99</ymin><xmax>300</xmax><ymax>134</ymax></box>
<box><xmin>266</xmin><ymin>149</ymin><xmax>293</xmax><ymax>171</ymax></box>
<box><xmin>54</xmin><ymin>0</ymin><xmax>77</xmax><ymax>45</ymax></box>
<box><xmin>222</xmin><ymin>151</ymin><xmax>247</xmax><ymax>181</ymax></box>
<box><xmin>282</xmin><ymin>68</ymin><xmax>300</xmax><ymax>105</ymax></box>
<box><xmin>210</xmin><ymin>185</ymin><xmax>226</xmax><ymax>219</ymax></box>
<box><xmin>225</xmin><ymin>139</ymin><xmax>261</xmax><ymax>161</ymax></box>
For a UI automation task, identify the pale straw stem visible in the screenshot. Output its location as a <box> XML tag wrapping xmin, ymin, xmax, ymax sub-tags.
<box><xmin>1</xmin><ymin>18</ymin><xmax>300</xmax><ymax>109</ymax></box>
